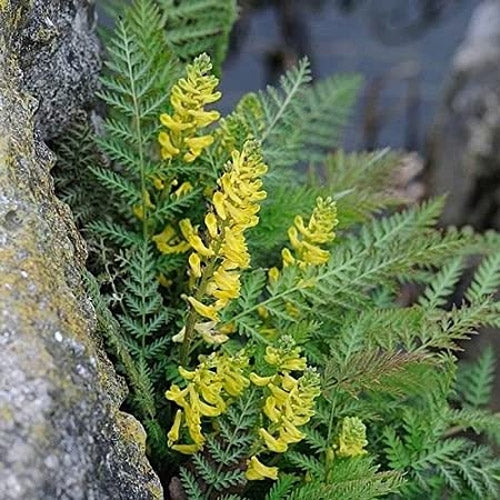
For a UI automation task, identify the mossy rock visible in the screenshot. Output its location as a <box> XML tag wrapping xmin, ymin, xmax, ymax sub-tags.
<box><xmin>0</xmin><ymin>2</ymin><xmax>163</xmax><ymax>499</ymax></box>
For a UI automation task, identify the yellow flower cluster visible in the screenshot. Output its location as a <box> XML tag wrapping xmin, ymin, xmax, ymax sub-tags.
<box><xmin>245</xmin><ymin>339</ymin><xmax>320</xmax><ymax>481</ymax></box>
<box><xmin>181</xmin><ymin>140</ymin><xmax>267</xmax><ymax>343</ymax></box>
<box><xmin>282</xmin><ymin>196</ymin><xmax>338</xmax><ymax>269</ymax></box>
<box><xmin>165</xmin><ymin>351</ymin><xmax>249</xmax><ymax>454</ymax></box>
<box><xmin>337</xmin><ymin>416</ymin><xmax>368</xmax><ymax>458</ymax></box>
<box><xmin>158</xmin><ymin>53</ymin><xmax>221</xmax><ymax>163</ymax></box>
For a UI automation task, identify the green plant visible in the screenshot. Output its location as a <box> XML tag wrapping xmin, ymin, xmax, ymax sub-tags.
<box><xmin>52</xmin><ymin>0</ymin><xmax>500</xmax><ymax>498</ymax></box>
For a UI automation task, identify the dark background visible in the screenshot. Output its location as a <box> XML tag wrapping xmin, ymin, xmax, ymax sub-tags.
<box><xmin>220</xmin><ymin>0</ymin><xmax>480</xmax><ymax>152</ymax></box>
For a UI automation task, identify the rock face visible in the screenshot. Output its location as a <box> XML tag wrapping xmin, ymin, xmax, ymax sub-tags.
<box><xmin>427</xmin><ymin>0</ymin><xmax>500</xmax><ymax>230</ymax></box>
<box><xmin>0</xmin><ymin>2</ymin><xmax>163</xmax><ymax>500</ymax></box>
<box><xmin>10</xmin><ymin>0</ymin><xmax>101</xmax><ymax>140</ymax></box>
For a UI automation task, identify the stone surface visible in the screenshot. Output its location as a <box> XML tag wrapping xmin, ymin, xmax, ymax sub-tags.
<box><xmin>427</xmin><ymin>0</ymin><xmax>500</xmax><ymax>231</ymax></box>
<box><xmin>9</xmin><ymin>0</ymin><xmax>101</xmax><ymax>140</ymax></box>
<box><xmin>0</xmin><ymin>2</ymin><xmax>162</xmax><ymax>500</ymax></box>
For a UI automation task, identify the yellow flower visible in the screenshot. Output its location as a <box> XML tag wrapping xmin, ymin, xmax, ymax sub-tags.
<box><xmin>337</xmin><ymin>417</ymin><xmax>368</xmax><ymax>458</ymax></box>
<box><xmin>158</xmin><ymin>131</ymin><xmax>180</xmax><ymax>159</ymax></box>
<box><xmin>153</xmin><ymin>225</ymin><xmax>191</xmax><ymax>254</ymax></box>
<box><xmin>166</xmin><ymin>352</ymin><xmax>250</xmax><ymax>453</ymax></box>
<box><xmin>268</xmin><ymin>267</ymin><xmax>280</xmax><ymax>283</ymax></box>
<box><xmin>282</xmin><ymin>197</ymin><xmax>338</xmax><ymax>269</ymax></box>
<box><xmin>167</xmin><ymin>410</ymin><xmax>183</xmax><ymax>446</ymax></box>
<box><xmin>258</xmin><ymin>367</ymin><xmax>320</xmax><ymax>453</ymax></box>
<box><xmin>194</xmin><ymin>321</ymin><xmax>229</xmax><ymax>345</ymax></box>
<box><xmin>205</xmin><ymin>212</ymin><xmax>218</xmax><ymax>238</ymax></box>
<box><xmin>259</xmin><ymin>428</ymin><xmax>288</xmax><ymax>453</ymax></box>
<box><xmin>187</xmin><ymin>296</ymin><xmax>219</xmax><ymax>321</ymax></box>
<box><xmin>172</xmin><ymin>181</ymin><xmax>193</xmax><ymax>199</ymax></box>
<box><xmin>172</xmin><ymin>443</ymin><xmax>201</xmax><ymax>454</ymax></box>
<box><xmin>264</xmin><ymin>340</ymin><xmax>307</xmax><ymax>372</ymax></box>
<box><xmin>279</xmin><ymin>419</ymin><xmax>304</xmax><ymax>443</ymax></box>
<box><xmin>245</xmin><ymin>456</ymin><xmax>279</xmax><ymax>481</ymax></box>
<box><xmin>249</xmin><ymin>372</ymin><xmax>274</xmax><ymax>387</ymax></box>
<box><xmin>179</xmin><ymin>219</ymin><xmax>214</xmax><ymax>257</ymax></box>
<box><xmin>158</xmin><ymin>53</ymin><xmax>220</xmax><ymax>162</ymax></box>
<box><xmin>182</xmin><ymin>140</ymin><xmax>268</xmax><ymax>345</ymax></box>
<box><xmin>184</xmin><ymin>135</ymin><xmax>215</xmax><ymax>163</ymax></box>
<box><xmin>188</xmin><ymin>253</ymin><xmax>202</xmax><ymax>278</ymax></box>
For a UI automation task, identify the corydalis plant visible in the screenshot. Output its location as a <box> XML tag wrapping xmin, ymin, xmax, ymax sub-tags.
<box><xmin>56</xmin><ymin>0</ymin><xmax>500</xmax><ymax>498</ymax></box>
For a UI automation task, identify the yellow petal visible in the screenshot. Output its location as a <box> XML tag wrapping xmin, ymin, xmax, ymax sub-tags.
<box><xmin>187</xmin><ymin>296</ymin><xmax>219</xmax><ymax>321</ymax></box>
<box><xmin>268</xmin><ymin>267</ymin><xmax>280</xmax><ymax>283</ymax></box>
<box><xmin>245</xmin><ymin>456</ymin><xmax>279</xmax><ymax>481</ymax></box>
<box><xmin>172</xmin><ymin>326</ymin><xmax>186</xmax><ymax>343</ymax></box>
<box><xmin>200</xmin><ymin>330</ymin><xmax>229</xmax><ymax>345</ymax></box>
<box><xmin>249</xmin><ymin>373</ymin><xmax>273</xmax><ymax>387</ymax></box>
<box><xmin>185</xmin><ymin>135</ymin><xmax>214</xmax><ymax>150</ymax></box>
<box><xmin>179</xmin><ymin>219</ymin><xmax>214</xmax><ymax>257</ymax></box>
<box><xmin>158</xmin><ymin>131</ymin><xmax>180</xmax><ymax>158</ymax></box>
<box><xmin>160</xmin><ymin>113</ymin><xmax>191</xmax><ymax>132</ymax></box>
<box><xmin>199</xmin><ymin>400</ymin><xmax>222</xmax><ymax>417</ymax></box>
<box><xmin>167</xmin><ymin>410</ymin><xmax>183</xmax><ymax>445</ymax></box>
<box><xmin>188</xmin><ymin>253</ymin><xmax>202</xmax><ymax>278</ymax></box>
<box><xmin>178</xmin><ymin>366</ymin><xmax>196</xmax><ymax>380</ymax></box>
<box><xmin>282</xmin><ymin>357</ymin><xmax>307</xmax><ymax>371</ymax></box>
<box><xmin>205</xmin><ymin>212</ymin><xmax>219</xmax><ymax>239</ymax></box>
<box><xmin>281</xmin><ymin>247</ymin><xmax>295</xmax><ymax>267</ymax></box>
<box><xmin>173</xmin><ymin>181</ymin><xmax>193</xmax><ymax>199</ymax></box>
<box><xmin>188</xmin><ymin>109</ymin><xmax>220</xmax><ymax>128</ymax></box>
<box><xmin>259</xmin><ymin>428</ymin><xmax>288</xmax><ymax>453</ymax></box>
<box><xmin>165</xmin><ymin>385</ymin><xmax>188</xmax><ymax>407</ymax></box>
<box><xmin>279</xmin><ymin>419</ymin><xmax>305</xmax><ymax>444</ymax></box>
<box><xmin>212</xmin><ymin>191</ymin><xmax>227</xmax><ymax>220</ymax></box>
<box><xmin>263</xmin><ymin>397</ymin><xmax>281</xmax><ymax>422</ymax></box>
<box><xmin>153</xmin><ymin>176</ymin><xmax>165</xmax><ymax>190</ymax></box>
<box><xmin>171</xmin><ymin>443</ymin><xmax>201</xmax><ymax>455</ymax></box>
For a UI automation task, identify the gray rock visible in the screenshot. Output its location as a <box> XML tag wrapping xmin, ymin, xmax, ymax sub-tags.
<box><xmin>427</xmin><ymin>0</ymin><xmax>500</xmax><ymax>230</ymax></box>
<box><xmin>11</xmin><ymin>0</ymin><xmax>101</xmax><ymax>140</ymax></box>
<box><xmin>0</xmin><ymin>3</ymin><xmax>163</xmax><ymax>500</ymax></box>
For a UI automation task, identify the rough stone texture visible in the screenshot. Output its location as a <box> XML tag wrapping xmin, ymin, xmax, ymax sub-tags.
<box><xmin>0</xmin><ymin>2</ymin><xmax>163</xmax><ymax>500</ymax></box>
<box><xmin>8</xmin><ymin>0</ymin><xmax>101</xmax><ymax>140</ymax></box>
<box><xmin>427</xmin><ymin>0</ymin><xmax>500</xmax><ymax>231</ymax></box>
<box><xmin>426</xmin><ymin>0</ymin><xmax>500</xmax><ymax>409</ymax></box>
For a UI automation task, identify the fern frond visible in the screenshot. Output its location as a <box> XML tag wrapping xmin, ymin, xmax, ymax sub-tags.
<box><xmin>323</xmin><ymin>349</ymin><xmax>426</xmax><ymax>397</ymax></box>
<box><xmin>285</xmin><ymin>457</ymin><xmax>402</xmax><ymax>500</ymax></box>
<box><xmin>466</xmin><ymin>253</ymin><xmax>500</xmax><ymax>303</ymax></box>
<box><xmin>82</xmin><ymin>271</ymin><xmax>167</xmax><ymax>455</ymax></box>
<box><xmin>255</xmin><ymin>61</ymin><xmax>359</xmax><ymax>168</ymax></box>
<box><xmin>456</xmin><ymin>346</ymin><xmax>496</xmax><ymax>408</ymax></box>
<box><xmin>296</xmin><ymin>74</ymin><xmax>361</xmax><ymax>163</ymax></box>
<box><xmin>161</xmin><ymin>0</ymin><xmax>237</xmax><ymax>70</ymax></box>
<box><xmin>324</xmin><ymin>149</ymin><xmax>404</xmax><ymax>227</ymax></box>
<box><xmin>51</xmin><ymin>114</ymin><xmax>107</xmax><ymax>227</ymax></box>
<box><xmin>264</xmin><ymin>476</ymin><xmax>297</xmax><ymax>500</ymax></box>
<box><xmin>419</xmin><ymin>256</ymin><xmax>466</xmax><ymax>309</ymax></box>
<box><xmin>177</xmin><ymin>390</ymin><xmax>259</xmax><ymax>499</ymax></box>
<box><xmin>88</xmin><ymin>220</ymin><xmax>143</xmax><ymax>248</ymax></box>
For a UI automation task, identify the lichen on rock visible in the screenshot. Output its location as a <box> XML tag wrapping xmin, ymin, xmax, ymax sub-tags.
<box><xmin>0</xmin><ymin>2</ymin><xmax>162</xmax><ymax>499</ymax></box>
